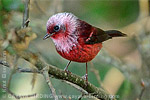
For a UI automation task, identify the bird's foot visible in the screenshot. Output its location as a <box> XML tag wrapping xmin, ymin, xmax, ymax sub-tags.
<box><xmin>64</xmin><ymin>69</ymin><xmax>71</xmax><ymax>74</ymax></box>
<box><xmin>82</xmin><ymin>74</ymin><xmax>88</xmax><ymax>85</ymax></box>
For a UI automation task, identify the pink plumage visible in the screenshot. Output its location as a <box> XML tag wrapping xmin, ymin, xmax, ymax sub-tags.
<box><xmin>43</xmin><ymin>12</ymin><xmax>126</xmax><ymax>81</ymax></box>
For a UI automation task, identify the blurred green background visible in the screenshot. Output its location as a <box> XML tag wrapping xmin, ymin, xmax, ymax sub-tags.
<box><xmin>0</xmin><ymin>0</ymin><xmax>150</xmax><ymax>100</ymax></box>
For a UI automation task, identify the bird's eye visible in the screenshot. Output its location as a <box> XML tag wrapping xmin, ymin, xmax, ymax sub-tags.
<box><xmin>54</xmin><ymin>25</ymin><xmax>60</xmax><ymax>32</ymax></box>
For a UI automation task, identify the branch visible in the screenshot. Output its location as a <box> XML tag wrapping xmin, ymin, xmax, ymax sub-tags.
<box><xmin>41</xmin><ymin>66</ymin><xmax>58</xmax><ymax>100</ymax></box>
<box><xmin>138</xmin><ymin>79</ymin><xmax>145</xmax><ymax>100</ymax></box>
<box><xmin>62</xmin><ymin>80</ymin><xmax>88</xmax><ymax>95</ymax></box>
<box><xmin>17</xmin><ymin>51</ymin><xmax>113</xmax><ymax>100</ymax></box>
<box><xmin>0</xmin><ymin>61</ymin><xmax>9</xmax><ymax>67</ymax></box>
<box><xmin>0</xmin><ymin>51</ymin><xmax>114</xmax><ymax>100</ymax></box>
<box><xmin>22</xmin><ymin>0</ymin><xmax>30</xmax><ymax>28</ymax></box>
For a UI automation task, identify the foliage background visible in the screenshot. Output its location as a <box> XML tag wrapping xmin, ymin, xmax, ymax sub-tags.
<box><xmin>0</xmin><ymin>0</ymin><xmax>150</xmax><ymax>100</ymax></box>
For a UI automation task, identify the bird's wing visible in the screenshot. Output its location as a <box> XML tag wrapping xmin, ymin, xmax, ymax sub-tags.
<box><xmin>85</xmin><ymin>27</ymin><xmax>112</xmax><ymax>44</ymax></box>
<box><xmin>78</xmin><ymin>20</ymin><xmax>126</xmax><ymax>44</ymax></box>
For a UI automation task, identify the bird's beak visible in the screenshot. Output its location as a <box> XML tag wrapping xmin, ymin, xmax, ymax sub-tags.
<box><xmin>43</xmin><ymin>33</ymin><xmax>52</xmax><ymax>40</ymax></box>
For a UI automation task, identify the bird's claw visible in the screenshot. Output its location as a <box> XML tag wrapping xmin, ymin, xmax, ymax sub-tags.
<box><xmin>64</xmin><ymin>69</ymin><xmax>71</xmax><ymax>74</ymax></box>
<box><xmin>82</xmin><ymin>74</ymin><xmax>88</xmax><ymax>85</ymax></box>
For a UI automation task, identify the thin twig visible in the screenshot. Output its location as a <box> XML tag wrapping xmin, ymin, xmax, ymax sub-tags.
<box><xmin>22</xmin><ymin>0</ymin><xmax>30</xmax><ymax>28</ymax></box>
<box><xmin>78</xmin><ymin>93</ymin><xmax>96</xmax><ymax>100</ymax></box>
<box><xmin>17</xmin><ymin>67</ymin><xmax>40</xmax><ymax>73</ymax></box>
<box><xmin>138</xmin><ymin>79</ymin><xmax>145</xmax><ymax>100</ymax></box>
<box><xmin>0</xmin><ymin>60</ymin><xmax>10</xmax><ymax>67</ymax></box>
<box><xmin>62</xmin><ymin>80</ymin><xmax>88</xmax><ymax>95</ymax></box>
<box><xmin>41</xmin><ymin>66</ymin><xmax>58</xmax><ymax>100</ymax></box>
<box><xmin>24</xmin><ymin>19</ymin><xmax>30</xmax><ymax>27</ymax></box>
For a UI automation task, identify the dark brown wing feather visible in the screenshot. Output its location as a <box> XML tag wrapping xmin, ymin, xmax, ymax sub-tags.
<box><xmin>77</xmin><ymin>20</ymin><xmax>127</xmax><ymax>44</ymax></box>
<box><xmin>85</xmin><ymin>27</ymin><xmax>111</xmax><ymax>44</ymax></box>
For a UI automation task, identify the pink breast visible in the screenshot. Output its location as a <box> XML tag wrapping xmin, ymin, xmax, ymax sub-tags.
<box><xmin>57</xmin><ymin>43</ymin><xmax>102</xmax><ymax>63</ymax></box>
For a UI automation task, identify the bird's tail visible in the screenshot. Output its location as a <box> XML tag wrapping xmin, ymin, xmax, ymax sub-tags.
<box><xmin>105</xmin><ymin>30</ymin><xmax>127</xmax><ymax>38</ymax></box>
<box><xmin>85</xmin><ymin>29</ymin><xmax>127</xmax><ymax>44</ymax></box>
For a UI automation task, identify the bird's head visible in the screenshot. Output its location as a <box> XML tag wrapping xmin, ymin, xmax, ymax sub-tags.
<box><xmin>43</xmin><ymin>12</ymin><xmax>78</xmax><ymax>40</ymax></box>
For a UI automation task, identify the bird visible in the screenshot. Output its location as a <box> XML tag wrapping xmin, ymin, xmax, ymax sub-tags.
<box><xmin>43</xmin><ymin>12</ymin><xmax>126</xmax><ymax>82</ymax></box>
